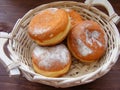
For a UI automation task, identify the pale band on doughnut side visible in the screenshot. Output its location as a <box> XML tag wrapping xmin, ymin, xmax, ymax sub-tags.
<box><xmin>32</xmin><ymin>61</ymin><xmax>71</xmax><ymax>77</ymax></box>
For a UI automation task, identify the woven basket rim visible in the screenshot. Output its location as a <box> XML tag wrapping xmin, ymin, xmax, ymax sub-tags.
<box><xmin>7</xmin><ymin>0</ymin><xmax>120</xmax><ymax>88</ymax></box>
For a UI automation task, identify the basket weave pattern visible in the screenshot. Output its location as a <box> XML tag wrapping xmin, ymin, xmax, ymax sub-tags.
<box><xmin>4</xmin><ymin>1</ymin><xmax>120</xmax><ymax>88</ymax></box>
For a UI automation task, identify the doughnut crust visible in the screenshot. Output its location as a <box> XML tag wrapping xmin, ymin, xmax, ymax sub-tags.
<box><xmin>32</xmin><ymin>44</ymin><xmax>71</xmax><ymax>77</ymax></box>
<box><xmin>28</xmin><ymin>8</ymin><xmax>71</xmax><ymax>46</ymax></box>
<box><xmin>67</xmin><ymin>20</ymin><xmax>107</xmax><ymax>62</ymax></box>
<box><xmin>66</xmin><ymin>9</ymin><xmax>83</xmax><ymax>28</ymax></box>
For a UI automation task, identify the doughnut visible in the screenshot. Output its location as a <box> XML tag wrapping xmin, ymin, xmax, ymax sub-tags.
<box><xmin>28</xmin><ymin>8</ymin><xmax>71</xmax><ymax>46</ymax></box>
<box><xmin>65</xmin><ymin>9</ymin><xmax>83</xmax><ymax>28</ymax></box>
<box><xmin>67</xmin><ymin>20</ymin><xmax>107</xmax><ymax>62</ymax></box>
<box><xmin>32</xmin><ymin>44</ymin><xmax>71</xmax><ymax>77</ymax></box>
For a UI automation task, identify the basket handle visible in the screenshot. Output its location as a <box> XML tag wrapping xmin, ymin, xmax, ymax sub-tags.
<box><xmin>0</xmin><ymin>32</ymin><xmax>11</xmax><ymax>39</ymax></box>
<box><xmin>0</xmin><ymin>36</ymin><xmax>20</xmax><ymax>76</ymax></box>
<box><xmin>118</xmin><ymin>39</ymin><xmax>120</xmax><ymax>55</ymax></box>
<box><xmin>85</xmin><ymin>0</ymin><xmax>120</xmax><ymax>24</ymax></box>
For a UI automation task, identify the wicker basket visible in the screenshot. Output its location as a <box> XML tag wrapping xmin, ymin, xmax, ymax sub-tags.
<box><xmin>0</xmin><ymin>0</ymin><xmax>120</xmax><ymax>88</ymax></box>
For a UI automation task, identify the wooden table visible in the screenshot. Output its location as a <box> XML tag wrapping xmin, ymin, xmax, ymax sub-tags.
<box><xmin>0</xmin><ymin>0</ymin><xmax>120</xmax><ymax>90</ymax></box>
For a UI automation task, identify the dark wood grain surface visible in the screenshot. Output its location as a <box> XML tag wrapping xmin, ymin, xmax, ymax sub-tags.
<box><xmin>0</xmin><ymin>0</ymin><xmax>120</xmax><ymax>90</ymax></box>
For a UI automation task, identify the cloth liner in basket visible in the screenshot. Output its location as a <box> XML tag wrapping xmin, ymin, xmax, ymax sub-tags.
<box><xmin>0</xmin><ymin>0</ymin><xmax>120</xmax><ymax>88</ymax></box>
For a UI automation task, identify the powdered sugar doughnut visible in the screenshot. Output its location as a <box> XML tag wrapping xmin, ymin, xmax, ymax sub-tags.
<box><xmin>65</xmin><ymin>9</ymin><xmax>83</xmax><ymax>28</ymax></box>
<box><xmin>28</xmin><ymin>8</ymin><xmax>71</xmax><ymax>46</ymax></box>
<box><xmin>67</xmin><ymin>20</ymin><xmax>107</xmax><ymax>62</ymax></box>
<box><xmin>32</xmin><ymin>44</ymin><xmax>71</xmax><ymax>77</ymax></box>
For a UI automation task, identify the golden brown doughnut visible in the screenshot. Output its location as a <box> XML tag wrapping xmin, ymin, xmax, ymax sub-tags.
<box><xmin>66</xmin><ymin>9</ymin><xmax>83</xmax><ymax>28</ymax></box>
<box><xmin>67</xmin><ymin>20</ymin><xmax>107</xmax><ymax>62</ymax></box>
<box><xmin>32</xmin><ymin>44</ymin><xmax>71</xmax><ymax>77</ymax></box>
<box><xmin>28</xmin><ymin>8</ymin><xmax>71</xmax><ymax>46</ymax></box>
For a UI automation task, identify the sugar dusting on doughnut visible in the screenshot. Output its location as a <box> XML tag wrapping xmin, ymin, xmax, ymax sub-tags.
<box><xmin>32</xmin><ymin>27</ymin><xmax>50</xmax><ymax>35</ymax></box>
<box><xmin>38</xmin><ymin>8</ymin><xmax>58</xmax><ymax>14</ymax></box>
<box><xmin>86</xmin><ymin>30</ymin><xmax>102</xmax><ymax>47</ymax></box>
<box><xmin>33</xmin><ymin>44</ymin><xmax>70</xmax><ymax>70</ymax></box>
<box><xmin>77</xmin><ymin>39</ymin><xmax>93</xmax><ymax>56</ymax></box>
<box><xmin>28</xmin><ymin>8</ymin><xmax>71</xmax><ymax>46</ymax></box>
<box><xmin>67</xmin><ymin>20</ymin><xmax>107</xmax><ymax>62</ymax></box>
<box><xmin>29</xmin><ymin>8</ymin><xmax>57</xmax><ymax>35</ymax></box>
<box><xmin>48</xmin><ymin>8</ymin><xmax>58</xmax><ymax>14</ymax></box>
<box><xmin>65</xmin><ymin>8</ymin><xmax>71</xmax><ymax>12</ymax></box>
